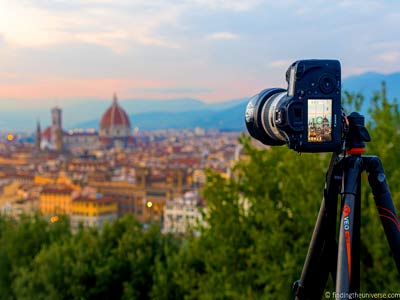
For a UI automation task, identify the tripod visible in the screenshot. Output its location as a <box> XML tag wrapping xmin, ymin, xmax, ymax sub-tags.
<box><xmin>293</xmin><ymin>112</ymin><xmax>400</xmax><ymax>300</ymax></box>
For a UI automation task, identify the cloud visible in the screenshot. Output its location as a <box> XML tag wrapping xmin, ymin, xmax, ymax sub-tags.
<box><xmin>129</xmin><ymin>86</ymin><xmax>213</xmax><ymax>94</ymax></box>
<box><xmin>377</xmin><ymin>51</ymin><xmax>400</xmax><ymax>63</ymax></box>
<box><xmin>0</xmin><ymin>1</ymin><xmax>184</xmax><ymax>52</ymax></box>
<box><xmin>269</xmin><ymin>60</ymin><xmax>292</xmax><ymax>69</ymax></box>
<box><xmin>0</xmin><ymin>76</ymin><xmax>168</xmax><ymax>100</ymax></box>
<box><xmin>206</xmin><ymin>32</ymin><xmax>239</xmax><ymax>40</ymax></box>
<box><xmin>0</xmin><ymin>34</ymin><xmax>5</xmax><ymax>47</ymax></box>
<box><xmin>188</xmin><ymin>0</ymin><xmax>263</xmax><ymax>12</ymax></box>
<box><xmin>337</xmin><ymin>0</ymin><xmax>381</xmax><ymax>12</ymax></box>
<box><xmin>0</xmin><ymin>0</ymin><xmax>265</xmax><ymax>53</ymax></box>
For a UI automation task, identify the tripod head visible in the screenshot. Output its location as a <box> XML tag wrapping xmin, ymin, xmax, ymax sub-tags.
<box><xmin>343</xmin><ymin>112</ymin><xmax>371</xmax><ymax>155</ymax></box>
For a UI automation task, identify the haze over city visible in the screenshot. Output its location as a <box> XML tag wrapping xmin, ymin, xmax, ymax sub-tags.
<box><xmin>0</xmin><ymin>0</ymin><xmax>400</xmax><ymax>110</ymax></box>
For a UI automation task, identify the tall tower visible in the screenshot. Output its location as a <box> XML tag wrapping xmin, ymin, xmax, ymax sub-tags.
<box><xmin>51</xmin><ymin>107</ymin><xmax>63</xmax><ymax>151</ymax></box>
<box><xmin>35</xmin><ymin>120</ymin><xmax>41</xmax><ymax>151</ymax></box>
<box><xmin>52</xmin><ymin>107</ymin><xmax>62</xmax><ymax>128</ymax></box>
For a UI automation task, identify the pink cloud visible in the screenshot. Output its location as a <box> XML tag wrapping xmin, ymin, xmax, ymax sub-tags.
<box><xmin>0</xmin><ymin>75</ymin><xmax>270</xmax><ymax>103</ymax></box>
<box><xmin>0</xmin><ymin>77</ymin><xmax>170</xmax><ymax>100</ymax></box>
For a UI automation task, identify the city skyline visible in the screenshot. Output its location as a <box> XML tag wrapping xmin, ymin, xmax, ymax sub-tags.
<box><xmin>0</xmin><ymin>0</ymin><xmax>400</xmax><ymax>108</ymax></box>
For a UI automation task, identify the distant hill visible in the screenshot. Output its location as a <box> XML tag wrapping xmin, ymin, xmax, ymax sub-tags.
<box><xmin>78</xmin><ymin>102</ymin><xmax>247</xmax><ymax>131</ymax></box>
<box><xmin>60</xmin><ymin>97</ymin><xmax>247</xmax><ymax>128</ymax></box>
<box><xmin>342</xmin><ymin>72</ymin><xmax>400</xmax><ymax>115</ymax></box>
<box><xmin>342</xmin><ymin>72</ymin><xmax>400</xmax><ymax>100</ymax></box>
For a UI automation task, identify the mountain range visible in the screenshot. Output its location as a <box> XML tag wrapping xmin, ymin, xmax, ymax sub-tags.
<box><xmin>342</xmin><ymin>72</ymin><xmax>400</xmax><ymax>100</ymax></box>
<box><xmin>1</xmin><ymin>72</ymin><xmax>399</xmax><ymax>132</ymax></box>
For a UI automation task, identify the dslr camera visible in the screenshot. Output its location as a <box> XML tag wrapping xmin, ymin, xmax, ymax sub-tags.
<box><xmin>245</xmin><ymin>59</ymin><xmax>342</xmax><ymax>152</ymax></box>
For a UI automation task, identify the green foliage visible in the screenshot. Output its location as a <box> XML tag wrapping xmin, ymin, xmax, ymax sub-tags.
<box><xmin>360</xmin><ymin>82</ymin><xmax>400</xmax><ymax>290</ymax></box>
<box><xmin>0</xmin><ymin>214</ymin><xmax>71</xmax><ymax>300</ymax></box>
<box><xmin>345</xmin><ymin>82</ymin><xmax>400</xmax><ymax>290</ymax></box>
<box><xmin>8</xmin><ymin>216</ymin><xmax>177</xmax><ymax>300</ymax></box>
<box><xmin>165</xmin><ymin>145</ymin><xmax>331</xmax><ymax>300</ymax></box>
<box><xmin>0</xmin><ymin>83</ymin><xmax>399</xmax><ymax>299</ymax></box>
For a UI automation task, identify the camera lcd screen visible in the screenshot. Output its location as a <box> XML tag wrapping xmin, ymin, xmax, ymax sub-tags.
<box><xmin>307</xmin><ymin>99</ymin><xmax>332</xmax><ymax>142</ymax></box>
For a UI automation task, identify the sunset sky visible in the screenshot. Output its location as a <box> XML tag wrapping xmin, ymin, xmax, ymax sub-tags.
<box><xmin>0</xmin><ymin>0</ymin><xmax>399</xmax><ymax>108</ymax></box>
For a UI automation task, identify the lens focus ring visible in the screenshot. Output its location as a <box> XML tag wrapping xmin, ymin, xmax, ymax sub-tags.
<box><xmin>261</xmin><ymin>92</ymin><xmax>287</xmax><ymax>142</ymax></box>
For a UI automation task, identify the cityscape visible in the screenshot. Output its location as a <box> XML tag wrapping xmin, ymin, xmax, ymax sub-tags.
<box><xmin>0</xmin><ymin>94</ymin><xmax>242</xmax><ymax>233</ymax></box>
<box><xmin>0</xmin><ymin>0</ymin><xmax>399</xmax><ymax>297</ymax></box>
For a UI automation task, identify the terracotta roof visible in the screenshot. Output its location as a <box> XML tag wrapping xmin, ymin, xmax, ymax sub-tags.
<box><xmin>73</xmin><ymin>196</ymin><xmax>115</xmax><ymax>204</ymax></box>
<box><xmin>100</xmin><ymin>94</ymin><xmax>131</xmax><ymax>130</ymax></box>
<box><xmin>15</xmin><ymin>173</ymin><xmax>34</xmax><ymax>179</ymax></box>
<box><xmin>41</xmin><ymin>186</ymin><xmax>74</xmax><ymax>194</ymax></box>
<box><xmin>66</xmin><ymin>132</ymin><xmax>98</xmax><ymax>136</ymax></box>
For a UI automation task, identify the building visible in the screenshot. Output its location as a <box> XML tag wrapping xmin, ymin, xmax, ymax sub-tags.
<box><xmin>70</xmin><ymin>194</ymin><xmax>118</xmax><ymax>230</ymax></box>
<box><xmin>0</xmin><ymin>181</ymin><xmax>41</xmax><ymax>219</ymax></box>
<box><xmin>35</xmin><ymin>120</ymin><xmax>41</xmax><ymax>151</ymax></box>
<box><xmin>89</xmin><ymin>166</ymin><xmax>189</xmax><ymax>224</ymax></box>
<box><xmin>1</xmin><ymin>198</ymin><xmax>39</xmax><ymax>220</ymax></box>
<box><xmin>51</xmin><ymin>107</ymin><xmax>63</xmax><ymax>151</ymax></box>
<box><xmin>39</xmin><ymin>94</ymin><xmax>133</xmax><ymax>152</ymax></box>
<box><xmin>0</xmin><ymin>181</ymin><xmax>25</xmax><ymax>214</ymax></box>
<box><xmin>89</xmin><ymin>180</ymin><xmax>174</xmax><ymax>223</ymax></box>
<box><xmin>39</xmin><ymin>186</ymin><xmax>76</xmax><ymax>216</ymax></box>
<box><xmin>42</xmin><ymin>116</ymin><xmax>100</xmax><ymax>153</ymax></box>
<box><xmin>163</xmin><ymin>191</ymin><xmax>203</xmax><ymax>234</ymax></box>
<box><xmin>63</xmin><ymin>130</ymin><xmax>100</xmax><ymax>152</ymax></box>
<box><xmin>99</xmin><ymin>93</ymin><xmax>134</xmax><ymax>149</ymax></box>
<box><xmin>89</xmin><ymin>180</ymin><xmax>143</xmax><ymax>219</ymax></box>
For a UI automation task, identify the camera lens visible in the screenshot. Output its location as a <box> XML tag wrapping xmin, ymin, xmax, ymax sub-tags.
<box><xmin>319</xmin><ymin>74</ymin><xmax>335</xmax><ymax>94</ymax></box>
<box><xmin>245</xmin><ymin>88</ymin><xmax>287</xmax><ymax>146</ymax></box>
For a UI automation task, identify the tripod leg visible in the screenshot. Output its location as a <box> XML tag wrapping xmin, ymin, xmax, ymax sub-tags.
<box><xmin>294</xmin><ymin>154</ymin><xmax>340</xmax><ymax>300</ymax></box>
<box><xmin>336</xmin><ymin>156</ymin><xmax>362</xmax><ymax>294</ymax></box>
<box><xmin>365</xmin><ymin>156</ymin><xmax>400</xmax><ymax>272</ymax></box>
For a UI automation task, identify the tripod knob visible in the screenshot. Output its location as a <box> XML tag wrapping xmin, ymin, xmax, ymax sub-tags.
<box><xmin>292</xmin><ymin>280</ymin><xmax>304</xmax><ymax>299</ymax></box>
<box><xmin>346</xmin><ymin>112</ymin><xmax>371</xmax><ymax>152</ymax></box>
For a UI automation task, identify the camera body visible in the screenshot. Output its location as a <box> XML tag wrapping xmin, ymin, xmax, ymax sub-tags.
<box><xmin>245</xmin><ymin>59</ymin><xmax>342</xmax><ymax>152</ymax></box>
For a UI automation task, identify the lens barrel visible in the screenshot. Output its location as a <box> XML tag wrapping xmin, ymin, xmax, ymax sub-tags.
<box><xmin>245</xmin><ymin>88</ymin><xmax>287</xmax><ymax>146</ymax></box>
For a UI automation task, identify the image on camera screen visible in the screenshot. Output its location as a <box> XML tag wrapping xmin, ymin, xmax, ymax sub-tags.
<box><xmin>307</xmin><ymin>99</ymin><xmax>332</xmax><ymax>142</ymax></box>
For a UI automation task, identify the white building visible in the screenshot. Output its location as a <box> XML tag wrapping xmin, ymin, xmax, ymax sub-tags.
<box><xmin>163</xmin><ymin>191</ymin><xmax>203</xmax><ymax>234</ymax></box>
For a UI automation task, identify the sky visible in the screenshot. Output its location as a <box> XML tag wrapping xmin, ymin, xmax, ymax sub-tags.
<box><xmin>0</xmin><ymin>0</ymin><xmax>400</xmax><ymax>109</ymax></box>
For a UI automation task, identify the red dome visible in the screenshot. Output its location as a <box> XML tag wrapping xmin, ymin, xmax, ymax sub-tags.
<box><xmin>100</xmin><ymin>94</ymin><xmax>131</xmax><ymax>130</ymax></box>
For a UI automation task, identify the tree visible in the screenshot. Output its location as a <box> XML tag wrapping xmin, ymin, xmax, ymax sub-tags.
<box><xmin>360</xmin><ymin>82</ymin><xmax>400</xmax><ymax>290</ymax></box>
<box><xmin>0</xmin><ymin>214</ymin><xmax>70</xmax><ymax>300</ymax></box>
<box><xmin>11</xmin><ymin>215</ymin><xmax>179</xmax><ymax>300</ymax></box>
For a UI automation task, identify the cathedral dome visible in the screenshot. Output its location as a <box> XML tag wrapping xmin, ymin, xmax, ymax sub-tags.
<box><xmin>99</xmin><ymin>94</ymin><xmax>133</xmax><ymax>149</ymax></box>
<box><xmin>100</xmin><ymin>94</ymin><xmax>131</xmax><ymax>131</ymax></box>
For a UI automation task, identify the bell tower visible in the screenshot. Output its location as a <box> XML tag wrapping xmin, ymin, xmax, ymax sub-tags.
<box><xmin>51</xmin><ymin>107</ymin><xmax>63</xmax><ymax>151</ymax></box>
<box><xmin>35</xmin><ymin>120</ymin><xmax>41</xmax><ymax>151</ymax></box>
